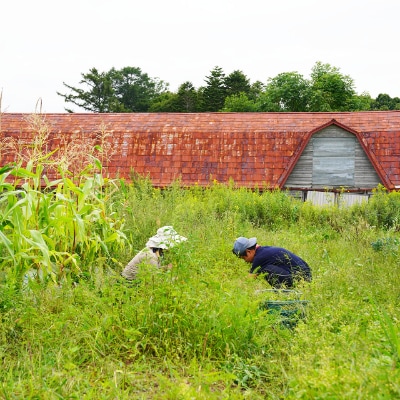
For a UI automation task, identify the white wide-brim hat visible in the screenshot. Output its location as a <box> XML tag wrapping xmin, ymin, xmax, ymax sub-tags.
<box><xmin>146</xmin><ymin>226</ymin><xmax>187</xmax><ymax>249</ymax></box>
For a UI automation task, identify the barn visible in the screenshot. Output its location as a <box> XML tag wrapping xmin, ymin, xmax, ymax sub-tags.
<box><xmin>1</xmin><ymin>111</ymin><xmax>399</xmax><ymax>205</ymax></box>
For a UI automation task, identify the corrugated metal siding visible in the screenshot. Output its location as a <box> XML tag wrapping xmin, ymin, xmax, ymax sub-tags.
<box><xmin>285</xmin><ymin>126</ymin><xmax>382</xmax><ymax>189</ymax></box>
<box><xmin>339</xmin><ymin>193</ymin><xmax>369</xmax><ymax>207</ymax></box>
<box><xmin>306</xmin><ymin>191</ymin><xmax>335</xmax><ymax>206</ymax></box>
<box><xmin>306</xmin><ymin>191</ymin><xmax>369</xmax><ymax>207</ymax></box>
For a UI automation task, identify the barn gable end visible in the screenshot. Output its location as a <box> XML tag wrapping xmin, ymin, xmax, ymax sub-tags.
<box><xmin>284</xmin><ymin>124</ymin><xmax>382</xmax><ymax>190</ymax></box>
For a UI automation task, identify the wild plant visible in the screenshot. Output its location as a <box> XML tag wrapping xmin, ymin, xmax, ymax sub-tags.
<box><xmin>364</xmin><ymin>185</ymin><xmax>400</xmax><ymax>230</ymax></box>
<box><xmin>0</xmin><ymin>114</ymin><xmax>128</xmax><ymax>288</ymax></box>
<box><xmin>1</xmin><ymin>126</ymin><xmax>399</xmax><ymax>398</ymax></box>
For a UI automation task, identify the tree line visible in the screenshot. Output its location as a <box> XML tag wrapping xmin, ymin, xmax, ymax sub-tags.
<box><xmin>57</xmin><ymin>62</ymin><xmax>400</xmax><ymax>113</ymax></box>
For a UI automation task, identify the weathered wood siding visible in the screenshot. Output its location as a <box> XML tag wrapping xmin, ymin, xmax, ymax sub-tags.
<box><xmin>284</xmin><ymin>126</ymin><xmax>382</xmax><ymax>189</ymax></box>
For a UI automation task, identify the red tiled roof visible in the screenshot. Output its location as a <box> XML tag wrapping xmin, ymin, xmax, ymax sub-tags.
<box><xmin>1</xmin><ymin>111</ymin><xmax>400</xmax><ymax>190</ymax></box>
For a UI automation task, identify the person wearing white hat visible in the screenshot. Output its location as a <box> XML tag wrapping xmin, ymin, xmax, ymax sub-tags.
<box><xmin>121</xmin><ymin>226</ymin><xmax>187</xmax><ymax>281</ymax></box>
<box><xmin>232</xmin><ymin>236</ymin><xmax>311</xmax><ymax>288</ymax></box>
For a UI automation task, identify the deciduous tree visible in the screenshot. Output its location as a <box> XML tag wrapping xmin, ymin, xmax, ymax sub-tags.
<box><xmin>222</xmin><ymin>93</ymin><xmax>257</xmax><ymax>112</ymax></box>
<box><xmin>263</xmin><ymin>72</ymin><xmax>310</xmax><ymax>111</ymax></box>
<box><xmin>309</xmin><ymin>62</ymin><xmax>355</xmax><ymax>111</ymax></box>
<box><xmin>371</xmin><ymin>93</ymin><xmax>400</xmax><ymax>110</ymax></box>
<box><xmin>58</xmin><ymin>67</ymin><xmax>169</xmax><ymax>112</ymax></box>
<box><xmin>57</xmin><ymin>68</ymin><xmax>123</xmax><ymax>113</ymax></box>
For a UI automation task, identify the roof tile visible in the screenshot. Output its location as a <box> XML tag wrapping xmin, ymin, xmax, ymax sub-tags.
<box><xmin>1</xmin><ymin>111</ymin><xmax>400</xmax><ymax>189</ymax></box>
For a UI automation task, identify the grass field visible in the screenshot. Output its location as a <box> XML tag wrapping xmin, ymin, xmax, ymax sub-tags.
<box><xmin>0</xmin><ymin>122</ymin><xmax>399</xmax><ymax>398</ymax></box>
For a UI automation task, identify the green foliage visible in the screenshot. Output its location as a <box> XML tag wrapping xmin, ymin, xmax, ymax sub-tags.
<box><xmin>57</xmin><ymin>66</ymin><xmax>169</xmax><ymax>113</ymax></box>
<box><xmin>147</xmin><ymin>91</ymin><xmax>180</xmax><ymax>112</ymax></box>
<box><xmin>263</xmin><ymin>71</ymin><xmax>311</xmax><ymax>112</ymax></box>
<box><xmin>0</xmin><ymin>166</ymin><xmax>128</xmax><ymax>287</ymax></box>
<box><xmin>224</xmin><ymin>70</ymin><xmax>251</xmax><ymax>98</ymax></box>
<box><xmin>1</xmin><ymin>156</ymin><xmax>400</xmax><ymax>398</ymax></box>
<box><xmin>362</xmin><ymin>185</ymin><xmax>400</xmax><ymax>230</ymax></box>
<box><xmin>371</xmin><ymin>93</ymin><xmax>400</xmax><ymax>110</ymax></box>
<box><xmin>309</xmin><ymin>61</ymin><xmax>356</xmax><ymax>111</ymax></box>
<box><xmin>201</xmin><ymin>66</ymin><xmax>227</xmax><ymax>111</ymax></box>
<box><xmin>348</xmin><ymin>91</ymin><xmax>374</xmax><ymax>111</ymax></box>
<box><xmin>222</xmin><ymin>92</ymin><xmax>258</xmax><ymax>112</ymax></box>
<box><xmin>0</xmin><ymin>117</ymin><xmax>129</xmax><ymax>287</ymax></box>
<box><xmin>113</xmin><ymin>66</ymin><xmax>169</xmax><ymax>112</ymax></box>
<box><xmin>175</xmin><ymin>81</ymin><xmax>200</xmax><ymax>112</ymax></box>
<box><xmin>57</xmin><ymin>62</ymin><xmax>399</xmax><ymax>113</ymax></box>
<box><xmin>57</xmin><ymin>67</ymin><xmax>123</xmax><ymax>113</ymax></box>
<box><xmin>371</xmin><ymin>237</ymin><xmax>399</xmax><ymax>253</ymax></box>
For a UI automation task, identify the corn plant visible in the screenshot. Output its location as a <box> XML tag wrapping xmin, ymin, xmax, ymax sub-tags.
<box><xmin>0</xmin><ymin>115</ymin><xmax>129</xmax><ymax>288</ymax></box>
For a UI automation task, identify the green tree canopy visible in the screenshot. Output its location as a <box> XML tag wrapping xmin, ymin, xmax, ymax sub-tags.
<box><xmin>58</xmin><ymin>62</ymin><xmax>399</xmax><ymax>113</ymax></box>
<box><xmin>175</xmin><ymin>82</ymin><xmax>200</xmax><ymax>112</ymax></box>
<box><xmin>148</xmin><ymin>92</ymin><xmax>179</xmax><ymax>112</ymax></box>
<box><xmin>247</xmin><ymin>81</ymin><xmax>266</xmax><ymax>102</ymax></box>
<box><xmin>222</xmin><ymin>93</ymin><xmax>257</xmax><ymax>112</ymax></box>
<box><xmin>58</xmin><ymin>67</ymin><xmax>169</xmax><ymax>113</ymax></box>
<box><xmin>224</xmin><ymin>70</ymin><xmax>251</xmax><ymax>97</ymax></box>
<box><xmin>201</xmin><ymin>66</ymin><xmax>227</xmax><ymax>111</ymax></box>
<box><xmin>347</xmin><ymin>92</ymin><xmax>374</xmax><ymax>111</ymax></box>
<box><xmin>371</xmin><ymin>93</ymin><xmax>400</xmax><ymax>110</ymax></box>
<box><xmin>308</xmin><ymin>61</ymin><xmax>356</xmax><ymax>111</ymax></box>
<box><xmin>263</xmin><ymin>72</ymin><xmax>311</xmax><ymax>112</ymax></box>
<box><xmin>111</xmin><ymin>67</ymin><xmax>169</xmax><ymax>112</ymax></box>
<box><xmin>57</xmin><ymin>68</ymin><xmax>122</xmax><ymax>113</ymax></box>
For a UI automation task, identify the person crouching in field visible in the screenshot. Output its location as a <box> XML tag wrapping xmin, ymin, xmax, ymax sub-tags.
<box><xmin>121</xmin><ymin>226</ymin><xmax>187</xmax><ymax>282</ymax></box>
<box><xmin>232</xmin><ymin>237</ymin><xmax>312</xmax><ymax>288</ymax></box>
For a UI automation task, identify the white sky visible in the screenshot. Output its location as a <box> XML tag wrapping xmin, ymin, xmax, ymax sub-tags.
<box><xmin>1</xmin><ymin>0</ymin><xmax>399</xmax><ymax>113</ymax></box>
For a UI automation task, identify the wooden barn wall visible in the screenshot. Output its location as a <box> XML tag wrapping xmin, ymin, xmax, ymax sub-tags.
<box><xmin>354</xmin><ymin>137</ymin><xmax>382</xmax><ymax>188</ymax></box>
<box><xmin>284</xmin><ymin>126</ymin><xmax>382</xmax><ymax>190</ymax></box>
<box><xmin>284</xmin><ymin>141</ymin><xmax>313</xmax><ymax>187</ymax></box>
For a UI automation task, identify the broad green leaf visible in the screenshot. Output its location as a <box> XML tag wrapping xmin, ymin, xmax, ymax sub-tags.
<box><xmin>0</xmin><ymin>230</ymin><xmax>15</xmax><ymax>261</ymax></box>
<box><xmin>0</xmin><ymin>165</ymin><xmax>14</xmax><ymax>175</ymax></box>
<box><xmin>10</xmin><ymin>167</ymin><xmax>36</xmax><ymax>178</ymax></box>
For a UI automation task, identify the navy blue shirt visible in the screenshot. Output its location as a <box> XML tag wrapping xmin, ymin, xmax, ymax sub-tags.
<box><xmin>250</xmin><ymin>246</ymin><xmax>311</xmax><ymax>288</ymax></box>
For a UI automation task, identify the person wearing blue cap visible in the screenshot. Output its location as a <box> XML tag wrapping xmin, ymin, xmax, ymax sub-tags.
<box><xmin>232</xmin><ymin>236</ymin><xmax>312</xmax><ymax>288</ymax></box>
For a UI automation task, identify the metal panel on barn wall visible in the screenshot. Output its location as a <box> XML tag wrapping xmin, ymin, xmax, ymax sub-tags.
<box><xmin>306</xmin><ymin>191</ymin><xmax>369</xmax><ymax>207</ymax></box>
<box><xmin>307</xmin><ymin>191</ymin><xmax>335</xmax><ymax>206</ymax></box>
<box><xmin>339</xmin><ymin>193</ymin><xmax>369</xmax><ymax>207</ymax></box>
<box><xmin>312</xmin><ymin>137</ymin><xmax>355</xmax><ymax>187</ymax></box>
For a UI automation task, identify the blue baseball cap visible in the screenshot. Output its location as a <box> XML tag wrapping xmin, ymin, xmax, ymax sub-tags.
<box><xmin>232</xmin><ymin>237</ymin><xmax>257</xmax><ymax>256</ymax></box>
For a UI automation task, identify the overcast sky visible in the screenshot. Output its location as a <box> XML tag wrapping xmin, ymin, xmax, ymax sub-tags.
<box><xmin>1</xmin><ymin>0</ymin><xmax>399</xmax><ymax>113</ymax></box>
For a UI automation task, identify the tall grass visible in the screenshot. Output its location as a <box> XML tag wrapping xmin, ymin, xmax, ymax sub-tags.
<box><xmin>0</xmin><ymin>116</ymin><xmax>399</xmax><ymax>398</ymax></box>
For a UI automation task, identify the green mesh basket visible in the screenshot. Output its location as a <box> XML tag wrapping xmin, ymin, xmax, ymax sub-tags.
<box><xmin>259</xmin><ymin>295</ymin><xmax>309</xmax><ymax>328</ymax></box>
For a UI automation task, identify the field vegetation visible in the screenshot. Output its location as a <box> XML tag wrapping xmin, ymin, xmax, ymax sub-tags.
<box><xmin>0</xmin><ymin>118</ymin><xmax>399</xmax><ymax>399</ymax></box>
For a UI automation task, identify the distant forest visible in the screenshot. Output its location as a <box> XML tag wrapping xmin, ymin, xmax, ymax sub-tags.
<box><xmin>57</xmin><ymin>61</ymin><xmax>400</xmax><ymax>113</ymax></box>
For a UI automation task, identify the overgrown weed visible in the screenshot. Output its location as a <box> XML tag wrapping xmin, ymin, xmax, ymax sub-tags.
<box><xmin>0</xmin><ymin>116</ymin><xmax>399</xmax><ymax>398</ymax></box>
